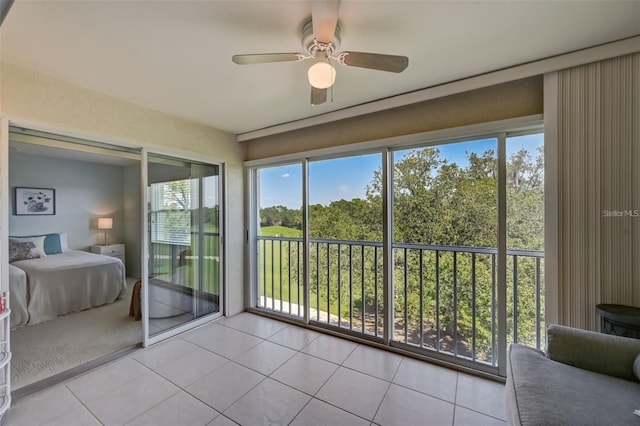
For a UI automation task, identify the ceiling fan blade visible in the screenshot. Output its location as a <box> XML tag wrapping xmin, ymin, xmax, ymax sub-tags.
<box><xmin>232</xmin><ymin>53</ymin><xmax>304</xmax><ymax>65</ymax></box>
<box><xmin>312</xmin><ymin>0</ymin><xmax>340</xmax><ymax>44</ymax></box>
<box><xmin>310</xmin><ymin>87</ymin><xmax>327</xmax><ymax>105</ymax></box>
<box><xmin>338</xmin><ymin>51</ymin><xmax>409</xmax><ymax>73</ymax></box>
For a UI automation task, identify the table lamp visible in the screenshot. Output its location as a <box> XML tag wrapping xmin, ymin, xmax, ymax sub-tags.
<box><xmin>98</xmin><ymin>217</ymin><xmax>113</xmax><ymax>245</ymax></box>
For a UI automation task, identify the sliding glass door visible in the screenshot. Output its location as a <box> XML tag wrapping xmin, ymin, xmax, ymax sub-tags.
<box><xmin>248</xmin><ymin>126</ymin><xmax>544</xmax><ymax>376</ymax></box>
<box><xmin>144</xmin><ymin>152</ymin><xmax>223</xmax><ymax>343</ymax></box>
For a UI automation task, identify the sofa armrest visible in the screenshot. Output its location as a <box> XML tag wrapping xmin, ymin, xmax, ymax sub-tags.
<box><xmin>547</xmin><ymin>324</ymin><xmax>640</xmax><ymax>382</ymax></box>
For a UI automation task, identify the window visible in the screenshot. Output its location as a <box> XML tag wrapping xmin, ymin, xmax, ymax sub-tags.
<box><xmin>150</xmin><ymin>180</ymin><xmax>192</xmax><ymax>246</ymax></box>
<box><xmin>247</xmin><ymin>120</ymin><xmax>544</xmax><ymax>375</ymax></box>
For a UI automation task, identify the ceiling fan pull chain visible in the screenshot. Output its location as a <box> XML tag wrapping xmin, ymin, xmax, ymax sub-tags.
<box><xmin>330</xmin><ymin>65</ymin><xmax>335</xmax><ymax>102</ymax></box>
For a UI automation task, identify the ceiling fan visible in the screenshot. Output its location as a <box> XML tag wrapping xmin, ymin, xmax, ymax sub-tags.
<box><xmin>232</xmin><ymin>0</ymin><xmax>409</xmax><ymax>105</ymax></box>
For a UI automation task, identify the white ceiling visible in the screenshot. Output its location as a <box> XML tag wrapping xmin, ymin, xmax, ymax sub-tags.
<box><xmin>2</xmin><ymin>1</ymin><xmax>640</xmax><ymax>136</ymax></box>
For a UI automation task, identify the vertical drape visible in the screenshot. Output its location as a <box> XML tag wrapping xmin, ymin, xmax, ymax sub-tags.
<box><xmin>556</xmin><ymin>53</ymin><xmax>640</xmax><ymax>330</ymax></box>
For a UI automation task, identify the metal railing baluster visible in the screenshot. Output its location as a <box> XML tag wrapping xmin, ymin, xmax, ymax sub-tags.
<box><xmin>419</xmin><ymin>249</ymin><xmax>424</xmax><ymax>348</ymax></box>
<box><xmin>472</xmin><ymin>253</ymin><xmax>477</xmax><ymax>362</ymax></box>
<box><xmin>361</xmin><ymin>245</ymin><xmax>365</xmax><ymax>334</ymax></box>
<box><xmin>492</xmin><ymin>253</ymin><xmax>496</xmax><ymax>366</ymax></box>
<box><xmin>327</xmin><ymin>243</ymin><xmax>331</xmax><ymax>324</ymax></box>
<box><xmin>453</xmin><ymin>251</ymin><xmax>458</xmax><ymax>356</ymax></box>
<box><xmin>513</xmin><ymin>255</ymin><xmax>519</xmax><ymax>344</ymax></box>
<box><xmin>403</xmin><ymin>248</ymin><xmax>408</xmax><ymax>343</ymax></box>
<box><xmin>316</xmin><ymin>242</ymin><xmax>320</xmax><ymax>321</ymax></box>
<box><xmin>338</xmin><ymin>243</ymin><xmax>342</xmax><ymax>328</ymax></box>
<box><xmin>436</xmin><ymin>250</ymin><xmax>441</xmax><ymax>353</ymax></box>
<box><xmin>536</xmin><ymin>256</ymin><xmax>541</xmax><ymax>349</ymax></box>
<box><xmin>279</xmin><ymin>239</ymin><xmax>283</xmax><ymax>312</ymax></box>
<box><xmin>271</xmin><ymin>239</ymin><xmax>275</xmax><ymax>311</ymax></box>
<box><xmin>349</xmin><ymin>244</ymin><xmax>353</xmax><ymax>330</ymax></box>
<box><xmin>288</xmin><ymin>241</ymin><xmax>291</xmax><ymax>315</ymax></box>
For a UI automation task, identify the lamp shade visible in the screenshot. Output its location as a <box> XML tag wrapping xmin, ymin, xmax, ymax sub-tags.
<box><xmin>97</xmin><ymin>217</ymin><xmax>113</xmax><ymax>230</ymax></box>
<box><xmin>308</xmin><ymin>58</ymin><xmax>336</xmax><ymax>89</ymax></box>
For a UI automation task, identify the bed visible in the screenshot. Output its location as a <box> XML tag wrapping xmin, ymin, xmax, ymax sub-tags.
<box><xmin>8</xmin><ymin>233</ymin><xmax>126</xmax><ymax>328</ymax></box>
<box><xmin>9</xmin><ymin>264</ymin><xmax>29</xmax><ymax>329</ymax></box>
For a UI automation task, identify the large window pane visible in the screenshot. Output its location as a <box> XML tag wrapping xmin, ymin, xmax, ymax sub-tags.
<box><xmin>506</xmin><ymin>133</ymin><xmax>545</xmax><ymax>349</ymax></box>
<box><xmin>257</xmin><ymin>164</ymin><xmax>303</xmax><ymax>316</ymax></box>
<box><xmin>309</xmin><ymin>154</ymin><xmax>383</xmax><ymax>337</ymax></box>
<box><xmin>392</xmin><ymin>139</ymin><xmax>498</xmax><ymax>364</ymax></box>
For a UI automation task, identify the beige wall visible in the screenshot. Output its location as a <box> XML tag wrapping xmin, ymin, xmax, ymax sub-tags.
<box><xmin>0</xmin><ymin>62</ymin><xmax>246</xmax><ymax>316</ymax></box>
<box><xmin>244</xmin><ymin>76</ymin><xmax>543</xmax><ymax>160</ymax></box>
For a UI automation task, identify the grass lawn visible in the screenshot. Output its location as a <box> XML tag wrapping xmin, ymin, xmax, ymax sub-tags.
<box><xmin>258</xmin><ymin>225</ymin><xmax>355</xmax><ymax>318</ymax></box>
<box><xmin>261</xmin><ymin>225</ymin><xmax>302</xmax><ymax>238</ymax></box>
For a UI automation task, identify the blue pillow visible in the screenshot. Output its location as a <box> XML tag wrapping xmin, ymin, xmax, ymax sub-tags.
<box><xmin>42</xmin><ymin>233</ymin><xmax>62</xmax><ymax>255</ymax></box>
<box><xmin>10</xmin><ymin>233</ymin><xmax>62</xmax><ymax>255</ymax></box>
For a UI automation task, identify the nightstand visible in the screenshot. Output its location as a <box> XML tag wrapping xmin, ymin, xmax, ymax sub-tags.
<box><xmin>91</xmin><ymin>243</ymin><xmax>125</xmax><ymax>263</ymax></box>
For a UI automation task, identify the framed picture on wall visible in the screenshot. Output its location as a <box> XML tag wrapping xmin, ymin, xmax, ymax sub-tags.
<box><xmin>15</xmin><ymin>187</ymin><xmax>56</xmax><ymax>215</ymax></box>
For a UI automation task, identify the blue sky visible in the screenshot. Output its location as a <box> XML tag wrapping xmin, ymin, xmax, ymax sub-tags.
<box><xmin>259</xmin><ymin>133</ymin><xmax>543</xmax><ymax>209</ymax></box>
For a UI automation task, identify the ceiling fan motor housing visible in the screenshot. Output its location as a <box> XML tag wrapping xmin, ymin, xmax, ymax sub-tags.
<box><xmin>301</xmin><ymin>18</ymin><xmax>340</xmax><ymax>57</ymax></box>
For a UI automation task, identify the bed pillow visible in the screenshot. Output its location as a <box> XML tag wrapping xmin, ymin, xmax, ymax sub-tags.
<box><xmin>11</xmin><ymin>233</ymin><xmax>62</xmax><ymax>255</ymax></box>
<box><xmin>9</xmin><ymin>236</ymin><xmax>47</xmax><ymax>262</ymax></box>
<box><xmin>59</xmin><ymin>232</ymin><xmax>70</xmax><ymax>252</ymax></box>
<box><xmin>42</xmin><ymin>233</ymin><xmax>62</xmax><ymax>254</ymax></box>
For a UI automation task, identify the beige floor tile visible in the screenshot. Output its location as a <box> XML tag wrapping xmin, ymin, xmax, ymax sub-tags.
<box><xmin>454</xmin><ymin>406</ymin><xmax>506</xmax><ymax>426</ymax></box>
<box><xmin>291</xmin><ymin>398</ymin><xmax>370</xmax><ymax>426</ymax></box>
<box><xmin>393</xmin><ymin>357</ymin><xmax>458</xmax><ymax>402</ymax></box>
<box><xmin>316</xmin><ymin>367</ymin><xmax>389</xmax><ymax>420</ymax></box>
<box><xmin>155</xmin><ymin>346</ymin><xmax>227</xmax><ymax>388</ymax></box>
<box><xmin>302</xmin><ymin>334</ymin><xmax>358</xmax><ymax>364</ymax></box>
<box><xmin>223</xmin><ymin>378</ymin><xmax>310</xmax><ymax>426</ymax></box>
<box><xmin>233</xmin><ymin>340</ymin><xmax>297</xmax><ymax>375</ymax></box>
<box><xmin>4</xmin><ymin>385</ymin><xmax>81</xmax><ymax>426</ymax></box>
<box><xmin>268</xmin><ymin>325</ymin><xmax>320</xmax><ymax>350</ymax></box>
<box><xmin>41</xmin><ymin>406</ymin><xmax>101</xmax><ymax>426</ymax></box>
<box><xmin>374</xmin><ymin>384</ymin><xmax>454</xmax><ymax>426</ymax></box>
<box><xmin>343</xmin><ymin>345</ymin><xmax>403</xmax><ymax>381</ymax></box>
<box><xmin>218</xmin><ymin>312</ymin><xmax>288</xmax><ymax>338</ymax></box>
<box><xmin>83</xmin><ymin>372</ymin><xmax>179</xmax><ymax>425</ymax></box>
<box><xmin>125</xmin><ymin>391</ymin><xmax>218</xmax><ymax>426</ymax></box>
<box><xmin>186</xmin><ymin>361</ymin><xmax>264</xmax><ymax>412</ymax></box>
<box><xmin>455</xmin><ymin>373</ymin><xmax>506</xmax><ymax>421</ymax></box>
<box><xmin>182</xmin><ymin>324</ymin><xmax>262</xmax><ymax>359</ymax></box>
<box><xmin>66</xmin><ymin>357</ymin><xmax>149</xmax><ymax>402</ymax></box>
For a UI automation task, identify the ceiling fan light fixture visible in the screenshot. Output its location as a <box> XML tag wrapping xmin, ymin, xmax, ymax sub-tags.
<box><xmin>307</xmin><ymin>57</ymin><xmax>336</xmax><ymax>89</ymax></box>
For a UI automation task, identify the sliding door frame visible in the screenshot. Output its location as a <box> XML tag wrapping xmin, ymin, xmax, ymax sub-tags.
<box><xmin>141</xmin><ymin>148</ymin><xmax>227</xmax><ymax>346</ymax></box>
<box><xmin>0</xmin><ymin>118</ymin><xmax>9</xmax><ymax>296</ymax></box>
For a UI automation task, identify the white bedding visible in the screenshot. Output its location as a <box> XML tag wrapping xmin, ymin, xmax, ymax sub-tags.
<box><xmin>9</xmin><ymin>264</ymin><xmax>29</xmax><ymax>329</ymax></box>
<box><xmin>10</xmin><ymin>250</ymin><xmax>126</xmax><ymax>326</ymax></box>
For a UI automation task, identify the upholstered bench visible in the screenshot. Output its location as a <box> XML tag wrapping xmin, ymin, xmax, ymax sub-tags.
<box><xmin>506</xmin><ymin>324</ymin><xmax>640</xmax><ymax>425</ymax></box>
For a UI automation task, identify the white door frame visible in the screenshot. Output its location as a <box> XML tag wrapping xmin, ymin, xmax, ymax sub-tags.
<box><xmin>141</xmin><ymin>147</ymin><xmax>227</xmax><ymax>347</ymax></box>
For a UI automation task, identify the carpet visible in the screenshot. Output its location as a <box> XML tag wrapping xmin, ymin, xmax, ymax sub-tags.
<box><xmin>11</xmin><ymin>281</ymin><xmax>142</xmax><ymax>390</ymax></box>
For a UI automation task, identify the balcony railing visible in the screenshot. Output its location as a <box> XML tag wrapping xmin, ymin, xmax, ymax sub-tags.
<box><xmin>150</xmin><ymin>231</ymin><xmax>220</xmax><ymax>294</ymax></box>
<box><xmin>257</xmin><ymin>235</ymin><xmax>544</xmax><ymax>367</ymax></box>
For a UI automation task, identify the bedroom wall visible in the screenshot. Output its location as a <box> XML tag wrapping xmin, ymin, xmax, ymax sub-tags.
<box><xmin>123</xmin><ymin>163</ymin><xmax>141</xmax><ymax>278</ymax></box>
<box><xmin>8</xmin><ymin>151</ymin><xmax>125</xmax><ymax>251</ymax></box>
<box><xmin>0</xmin><ymin>62</ymin><xmax>246</xmax><ymax>317</ymax></box>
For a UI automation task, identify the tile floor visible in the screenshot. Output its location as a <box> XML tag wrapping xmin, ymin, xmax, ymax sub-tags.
<box><xmin>4</xmin><ymin>313</ymin><xmax>507</xmax><ymax>426</ymax></box>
